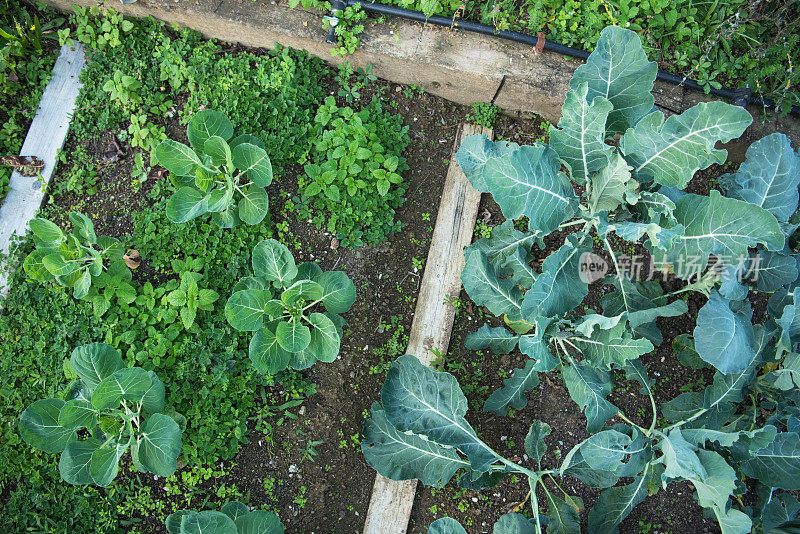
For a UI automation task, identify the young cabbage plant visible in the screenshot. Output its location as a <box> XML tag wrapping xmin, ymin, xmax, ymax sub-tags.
<box><xmin>18</xmin><ymin>342</ymin><xmax>183</xmax><ymax>486</ymax></box>
<box><xmin>23</xmin><ymin>212</ymin><xmax>133</xmax><ymax>312</ymax></box>
<box><xmin>225</xmin><ymin>239</ymin><xmax>356</xmax><ymax>374</ymax></box>
<box><xmin>364</xmin><ymin>352</ymin><xmax>800</xmax><ymax>534</ymax></box>
<box><xmin>155</xmin><ymin>109</ymin><xmax>273</xmax><ymax>228</ymax></box>
<box><xmin>166</xmin><ymin>501</ymin><xmax>284</xmax><ymax>534</ymax></box>
<box><xmin>442</xmin><ymin>24</ymin><xmax>800</xmax><ymax>533</ymax></box>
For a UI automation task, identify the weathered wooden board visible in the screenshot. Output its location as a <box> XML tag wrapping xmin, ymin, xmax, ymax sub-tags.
<box><xmin>0</xmin><ymin>44</ymin><xmax>85</xmax><ymax>296</ymax></box>
<box><xmin>362</xmin><ymin>123</ymin><xmax>492</xmax><ymax>534</ymax></box>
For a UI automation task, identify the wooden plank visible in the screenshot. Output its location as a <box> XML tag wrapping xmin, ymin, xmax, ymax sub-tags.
<box><xmin>0</xmin><ymin>44</ymin><xmax>85</xmax><ymax>296</ymax></box>
<box><xmin>362</xmin><ymin>123</ymin><xmax>492</xmax><ymax>534</ymax></box>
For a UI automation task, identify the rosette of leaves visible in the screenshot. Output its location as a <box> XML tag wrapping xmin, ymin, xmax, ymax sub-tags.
<box><xmin>23</xmin><ymin>212</ymin><xmax>132</xmax><ymax>310</ymax></box>
<box><xmin>18</xmin><ymin>342</ymin><xmax>183</xmax><ymax>486</ymax></box>
<box><xmin>166</xmin><ymin>501</ymin><xmax>284</xmax><ymax>534</ymax></box>
<box><xmin>155</xmin><ymin>109</ymin><xmax>273</xmax><ymax>228</ymax></box>
<box><xmin>225</xmin><ymin>239</ymin><xmax>355</xmax><ymax>374</ymax></box>
<box><xmin>436</xmin><ymin>25</ymin><xmax>800</xmax><ymax>532</ymax></box>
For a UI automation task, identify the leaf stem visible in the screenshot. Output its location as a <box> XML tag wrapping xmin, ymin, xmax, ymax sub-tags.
<box><xmin>603</xmin><ymin>236</ymin><xmax>630</xmax><ymax>312</ymax></box>
<box><xmin>529</xmin><ymin>476</ymin><xmax>543</xmax><ymax>534</ymax></box>
<box><xmin>616</xmin><ymin>410</ymin><xmax>651</xmax><ymax>436</ymax></box>
<box><xmin>558</xmin><ymin>219</ymin><xmax>586</xmax><ymax>229</ymax></box>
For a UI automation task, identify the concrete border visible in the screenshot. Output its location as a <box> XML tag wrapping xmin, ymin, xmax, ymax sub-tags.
<box><xmin>0</xmin><ymin>43</ymin><xmax>85</xmax><ymax>296</ymax></box>
<box><xmin>41</xmin><ymin>0</ymin><xmax>799</xmax><ymax>156</ymax></box>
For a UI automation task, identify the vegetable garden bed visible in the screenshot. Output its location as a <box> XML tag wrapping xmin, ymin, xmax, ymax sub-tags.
<box><xmin>3</xmin><ymin>5</ymin><xmax>800</xmax><ymax>534</ymax></box>
<box><xmin>0</xmin><ymin>9</ymin><xmax>545</xmax><ymax>532</ymax></box>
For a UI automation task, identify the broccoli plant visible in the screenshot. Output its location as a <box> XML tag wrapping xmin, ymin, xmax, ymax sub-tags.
<box><xmin>23</xmin><ymin>212</ymin><xmax>133</xmax><ymax>316</ymax></box>
<box><xmin>364</xmin><ymin>351</ymin><xmax>800</xmax><ymax>533</ymax></box>
<box><xmin>225</xmin><ymin>239</ymin><xmax>355</xmax><ymax>374</ymax></box>
<box><xmin>155</xmin><ymin>109</ymin><xmax>273</xmax><ymax>228</ymax></box>
<box><xmin>363</xmin><ymin>26</ymin><xmax>800</xmax><ymax>533</ymax></box>
<box><xmin>19</xmin><ymin>342</ymin><xmax>183</xmax><ymax>486</ymax></box>
<box><xmin>166</xmin><ymin>501</ymin><xmax>284</xmax><ymax>534</ymax></box>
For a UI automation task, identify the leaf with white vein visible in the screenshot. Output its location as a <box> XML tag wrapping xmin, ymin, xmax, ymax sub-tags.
<box><xmin>483</xmin><ymin>144</ymin><xmax>577</xmax><ymax>233</ymax></box>
<box><xmin>569</xmin><ymin>26</ymin><xmax>657</xmax><ymax>135</ymax></box>
<box><xmin>720</xmin><ymin>133</ymin><xmax>800</xmax><ymax>222</ymax></box>
<box><xmin>620</xmin><ymin>102</ymin><xmax>752</xmax><ymax>189</ymax></box>
<box><xmin>550</xmin><ymin>83</ymin><xmax>613</xmax><ymax>183</ymax></box>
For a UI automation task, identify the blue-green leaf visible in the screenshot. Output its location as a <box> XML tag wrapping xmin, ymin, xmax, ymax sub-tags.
<box><xmin>569</xmin><ymin>26</ymin><xmax>657</xmax><ymax>135</ymax></box>
<box><xmin>166</xmin><ymin>187</ymin><xmax>209</xmax><ymax>223</ymax></box>
<box><xmin>232</xmin><ymin>143</ymin><xmax>273</xmax><ymax>187</ymax></box>
<box><xmin>742</xmin><ymin>433</ymin><xmax>800</xmax><ymax>490</ymax></box>
<box><xmin>524</xmin><ymin>421</ymin><xmax>550</xmax><ymax>468</ymax></box>
<box><xmin>652</xmin><ymin>190</ymin><xmax>784</xmax><ymax>278</ymax></box>
<box><xmin>252</xmin><ymin>239</ymin><xmax>298</xmax><ymax>287</ymax></box>
<box><xmin>381</xmin><ymin>355</ymin><xmax>497</xmax><ymax>472</ymax></box>
<box><xmin>561</xmin><ymin>361</ymin><xmax>617</xmax><ymax>433</ymax></box>
<box><xmin>620</xmin><ymin>102</ymin><xmax>752</xmax><ymax>188</ymax></box>
<box><xmin>187</xmin><ymin>109</ymin><xmax>233</xmax><ymax>152</ymax></box>
<box><xmin>522</xmin><ymin>236</ymin><xmax>589</xmax><ymax>321</ymax></box>
<box><xmin>483</xmin><ymin>145</ymin><xmax>577</xmax><ymax>233</ymax></box>
<box><xmin>70</xmin><ymin>342</ymin><xmax>123</xmax><ymax>392</ymax></box>
<box><xmin>454</xmin><ymin>135</ymin><xmax>519</xmax><ymax>192</ymax></box>
<box><xmin>694</xmin><ymin>291</ymin><xmax>755</xmax><ymax>375</ymax></box>
<box><xmin>361</xmin><ymin>403</ymin><xmax>468</xmax><ymax>487</ymax></box>
<box><xmin>483</xmin><ymin>359</ymin><xmax>539</xmax><ymax>415</ymax></box>
<box><xmin>19</xmin><ymin>399</ymin><xmax>76</xmax><ymax>453</ymax></box>
<box><xmin>135</xmin><ymin>413</ymin><xmax>182</xmax><ymax>477</ymax></box>
<box><xmin>464</xmin><ymin>325</ymin><xmax>519</xmax><ymax>354</ymax></box>
<box><xmin>428</xmin><ymin>517</ymin><xmax>467</xmax><ymax>534</ymax></box>
<box><xmin>549</xmin><ymin>83</ymin><xmax>613</xmax><ymax>183</ymax></box>
<box><xmin>587</xmin><ymin>472</ymin><xmax>650</xmax><ymax>534</ymax></box>
<box><xmin>720</xmin><ymin>133</ymin><xmax>800</xmax><ymax>222</ymax></box>
<box><xmin>461</xmin><ymin>248</ymin><xmax>523</xmax><ymax>321</ymax></box>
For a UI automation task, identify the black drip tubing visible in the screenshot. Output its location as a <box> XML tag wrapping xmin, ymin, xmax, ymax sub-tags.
<box><xmin>325</xmin><ymin>0</ymin><xmax>800</xmax><ymax>117</ymax></box>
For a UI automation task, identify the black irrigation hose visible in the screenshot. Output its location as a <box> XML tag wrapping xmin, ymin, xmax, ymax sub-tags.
<box><xmin>326</xmin><ymin>0</ymin><xmax>800</xmax><ymax>117</ymax></box>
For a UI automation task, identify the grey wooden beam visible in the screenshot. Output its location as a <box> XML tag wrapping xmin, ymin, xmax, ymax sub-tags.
<box><xmin>0</xmin><ymin>43</ymin><xmax>85</xmax><ymax>296</ymax></box>
<box><xmin>362</xmin><ymin>123</ymin><xmax>491</xmax><ymax>534</ymax></box>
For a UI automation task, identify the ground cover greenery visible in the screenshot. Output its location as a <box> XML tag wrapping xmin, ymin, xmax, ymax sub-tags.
<box><xmin>0</xmin><ymin>8</ymin><xmax>339</xmax><ymax>531</ymax></box>
<box><xmin>0</xmin><ymin>1</ymin><xmax>60</xmax><ymax>200</ymax></box>
<box><xmin>362</xmin><ymin>26</ymin><xmax>800</xmax><ymax>533</ymax></box>
<box><xmin>3</xmin><ymin>2</ymin><xmax>800</xmax><ymax>532</ymax></box>
<box><xmin>302</xmin><ymin>0</ymin><xmax>798</xmax><ymax>115</ymax></box>
<box><xmin>298</xmin><ymin>96</ymin><xmax>410</xmax><ymax>248</ymax></box>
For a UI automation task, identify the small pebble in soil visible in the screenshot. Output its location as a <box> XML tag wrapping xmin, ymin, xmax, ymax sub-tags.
<box><xmin>289</xmin><ymin>464</ymin><xmax>298</xmax><ymax>474</ymax></box>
